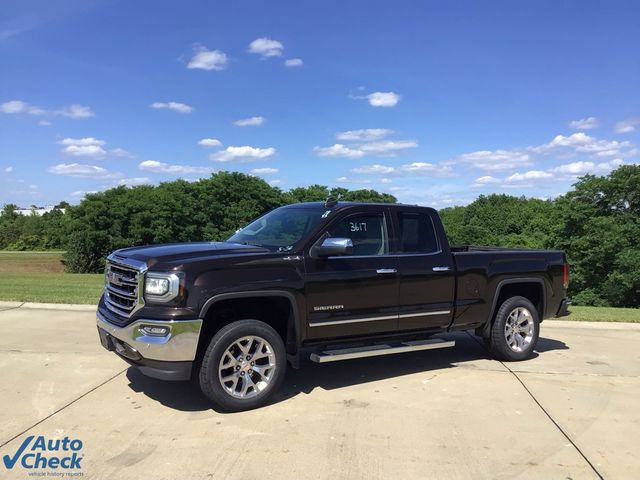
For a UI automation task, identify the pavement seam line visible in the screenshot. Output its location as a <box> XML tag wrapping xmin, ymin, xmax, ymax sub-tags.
<box><xmin>0</xmin><ymin>367</ymin><xmax>128</xmax><ymax>449</ymax></box>
<box><xmin>464</xmin><ymin>331</ymin><xmax>605</xmax><ymax>480</ymax></box>
<box><xmin>0</xmin><ymin>302</ymin><xmax>25</xmax><ymax>313</ymax></box>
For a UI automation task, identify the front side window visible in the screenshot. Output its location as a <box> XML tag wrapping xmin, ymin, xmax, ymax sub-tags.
<box><xmin>326</xmin><ymin>214</ymin><xmax>388</xmax><ymax>256</ymax></box>
<box><xmin>397</xmin><ymin>212</ymin><xmax>439</xmax><ymax>254</ymax></box>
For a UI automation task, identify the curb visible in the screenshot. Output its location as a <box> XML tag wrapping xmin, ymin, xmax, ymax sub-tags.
<box><xmin>543</xmin><ymin>319</ymin><xmax>640</xmax><ymax>330</ymax></box>
<box><xmin>0</xmin><ymin>301</ymin><xmax>96</xmax><ymax>312</ymax></box>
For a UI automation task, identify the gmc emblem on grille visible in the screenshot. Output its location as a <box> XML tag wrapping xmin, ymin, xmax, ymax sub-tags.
<box><xmin>107</xmin><ymin>271</ymin><xmax>124</xmax><ymax>286</ymax></box>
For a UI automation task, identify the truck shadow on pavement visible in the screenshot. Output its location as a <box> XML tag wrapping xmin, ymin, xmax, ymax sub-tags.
<box><xmin>125</xmin><ymin>331</ymin><xmax>568</xmax><ymax>412</ymax></box>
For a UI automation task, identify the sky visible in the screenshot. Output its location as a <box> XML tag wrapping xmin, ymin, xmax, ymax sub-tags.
<box><xmin>1</xmin><ymin>0</ymin><xmax>639</xmax><ymax>209</ymax></box>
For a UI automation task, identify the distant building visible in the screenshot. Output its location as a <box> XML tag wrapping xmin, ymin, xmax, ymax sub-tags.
<box><xmin>1</xmin><ymin>206</ymin><xmax>65</xmax><ymax>216</ymax></box>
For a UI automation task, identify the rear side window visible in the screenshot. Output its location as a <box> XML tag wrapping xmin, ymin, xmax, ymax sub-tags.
<box><xmin>397</xmin><ymin>213</ymin><xmax>439</xmax><ymax>254</ymax></box>
<box><xmin>327</xmin><ymin>214</ymin><xmax>388</xmax><ymax>256</ymax></box>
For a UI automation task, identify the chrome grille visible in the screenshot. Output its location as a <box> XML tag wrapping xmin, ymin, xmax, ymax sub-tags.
<box><xmin>104</xmin><ymin>258</ymin><xmax>145</xmax><ymax>319</ymax></box>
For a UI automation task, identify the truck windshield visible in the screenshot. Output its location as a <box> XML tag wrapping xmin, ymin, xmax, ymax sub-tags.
<box><xmin>227</xmin><ymin>206</ymin><xmax>330</xmax><ymax>252</ymax></box>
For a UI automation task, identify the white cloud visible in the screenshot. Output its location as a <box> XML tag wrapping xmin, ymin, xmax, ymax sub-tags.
<box><xmin>454</xmin><ymin>149</ymin><xmax>532</xmax><ymax>171</ymax></box>
<box><xmin>569</xmin><ymin>117</ymin><xmax>599</xmax><ymax>130</ymax></box>
<box><xmin>615</xmin><ymin>117</ymin><xmax>640</xmax><ymax>134</ymax></box>
<box><xmin>57</xmin><ymin>138</ymin><xmax>133</xmax><ymax>158</ymax></box>
<box><xmin>210</xmin><ymin>146</ymin><xmax>276</xmax><ymax>162</ymax></box>
<box><xmin>47</xmin><ymin>163</ymin><xmax>119</xmax><ymax>178</ymax></box>
<box><xmin>63</xmin><ymin>145</ymin><xmax>107</xmax><ymax>157</ymax></box>
<box><xmin>313</xmin><ymin>144</ymin><xmax>365</xmax><ymax>159</ymax></box>
<box><xmin>551</xmin><ymin>159</ymin><xmax>624</xmax><ymax>176</ymax></box>
<box><xmin>4</xmin><ymin>166</ymin><xmax>13</xmax><ymax>173</ymax></box>
<box><xmin>400</xmin><ymin>162</ymin><xmax>453</xmax><ymax>176</ymax></box>
<box><xmin>248</xmin><ymin>37</ymin><xmax>284</xmax><ymax>57</ymax></box>
<box><xmin>118</xmin><ymin>177</ymin><xmax>151</xmax><ymax>187</ymax></box>
<box><xmin>474</xmin><ymin>175</ymin><xmax>500</xmax><ymax>185</ymax></box>
<box><xmin>187</xmin><ymin>46</ymin><xmax>228</xmax><ymax>71</ymax></box>
<box><xmin>1</xmin><ymin>100</ymin><xmax>26</xmax><ymax>113</ymax></box>
<box><xmin>336</xmin><ymin>176</ymin><xmax>371</xmax><ymax>184</ymax></box>
<box><xmin>284</xmin><ymin>58</ymin><xmax>303</xmax><ymax>67</ymax></box>
<box><xmin>250</xmin><ymin>167</ymin><xmax>279</xmax><ymax>175</ymax></box>
<box><xmin>506</xmin><ymin>170</ymin><xmax>553</xmax><ymax>183</ymax></box>
<box><xmin>233</xmin><ymin>116</ymin><xmax>264</xmax><ymax>127</ymax></box>
<box><xmin>59</xmin><ymin>137</ymin><xmax>105</xmax><ymax>146</ymax></box>
<box><xmin>139</xmin><ymin>160</ymin><xmax>215</xmax><ymax>175</ymax></box>
<box><xmin>336</xmin><ymin>128</ymin><xmax>394</xmax><ymax>142</ymax></box>
<box><xmin>268</xmin><ymin>179</ymin><xmax>282</xmax><ymax>186</ymax></box>
<box><xmin>58</xmin><ymin>138</ymin><xmax>107</xmax><ymax>158</ymax></box>
<box><xmin>366</xmin><ymin>91</ymin><xmax>400</xmax><ymax>107</ymax></box>
<box><xmin>110</xmin><ymin>148</ymin><xmax>135</xmax><ymax>158</ymax></box>
<box><xmin>352</xmin><ymin>164</ymin><xmax>395</xmax><ymax>174</ymax></box>
<box><xmin>0</xmin><ymin>100</ymin><xmax>94</xmax><ymax>118</ymax></box>
<box><xmin>150</xmin><ymin>102</ymin><xmax>193</xmax><ymax>113</ymax></box>
<box><xmin>360</xmin><ymin>140</ymin><xmax>418</xmax><ymax>155</ymax></box>
<box><xmin>38</xmin><ymin>120</ymin><xmax>51</xmax><ymax>126</ymax></box>
<box><xmin>380</xmin><ymin>178</ymin><xmax>393</xmax><ymax>184</ymax></box>
<box><xmin>198</xmin><ymin>138</ymin><xmax>222</xmax><ymax>147</ymax></box>
<box><xmin>59</xmin><ymin>104</ymin><xmax>94</xmax><ymax>118</ymax></box>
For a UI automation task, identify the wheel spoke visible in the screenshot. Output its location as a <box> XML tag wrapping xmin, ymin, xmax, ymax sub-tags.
<box><xmin>218</xmin><ymin>334</ymin><xmax>277</xmax><ymax>399</ymax></box>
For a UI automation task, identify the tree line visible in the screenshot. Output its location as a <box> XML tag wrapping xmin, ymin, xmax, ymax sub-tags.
<box><xmin>1</xmin><ymin>167</ymin><xmax>638</xmax><ymax>308</ymax></box>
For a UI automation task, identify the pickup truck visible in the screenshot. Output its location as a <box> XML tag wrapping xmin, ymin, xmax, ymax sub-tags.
<box><xmin>96</xmin><ymin>200</ymin><xmax>570</xmax><ymax>411</ymax></box>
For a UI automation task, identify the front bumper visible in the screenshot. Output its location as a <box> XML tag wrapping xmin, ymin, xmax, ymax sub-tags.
<box><xmin>96</xmin><ymin>310</ymin><xmax>202</xmax><ymax>381</ymax></box>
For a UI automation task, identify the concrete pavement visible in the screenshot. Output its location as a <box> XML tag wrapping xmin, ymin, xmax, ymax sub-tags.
<box><xmin>0</xmin><ymin>305</ymin><xmax>638</xmax><ymax>479</ymax></box>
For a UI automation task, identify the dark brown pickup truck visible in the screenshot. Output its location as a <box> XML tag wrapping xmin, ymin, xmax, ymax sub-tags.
<box><xmin>97</xmin><ymin>201</ymin><xmax>570</xmax><ymax>411</ymax></box>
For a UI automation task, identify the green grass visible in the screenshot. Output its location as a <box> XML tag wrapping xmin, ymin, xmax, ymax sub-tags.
<box><xmin>0</xmin><ymin>272</ymin><xmax>104</xmax><ymax>304</ymax></box>
<box><xmin>0</xmin><ymin>251</ymin><xmax>65</xmax><ymax>273</ymax></box>
<box><xmin>557</xmin><ymin>305</ymin><xmax>640</xmax><ymax>323</ymax></box>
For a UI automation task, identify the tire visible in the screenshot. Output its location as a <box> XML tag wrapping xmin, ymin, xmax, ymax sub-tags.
<box><xmin>199</xmin><ymin>319</ymin><xmax>286</xmax><ymax>412</ymax></box>
<box><xmin>486</xmin><ymin>296</ymin><xmax>539</xmax><ymax>361</ymax></box>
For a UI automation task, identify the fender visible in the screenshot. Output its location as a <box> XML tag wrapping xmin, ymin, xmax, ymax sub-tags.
<box><xmin>200</xmin><ymin>290</ymin><xmax>303</xmax><ymax>355</ymax></box>
<box><xmin>480</xmin><ymin>277</ymin><xmax>547</xmax><ymax>338</ymax></box>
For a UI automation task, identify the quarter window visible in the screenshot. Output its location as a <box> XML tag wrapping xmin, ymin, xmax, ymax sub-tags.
<box><xmin>326</xmin><ymin>214</ymin><xmax>388</xmax><ymax>256</ymax></box>
<box><xmin>398</xmin><ymin>213</ymin><xmax>438</xmax><ymax>254</ymax></box>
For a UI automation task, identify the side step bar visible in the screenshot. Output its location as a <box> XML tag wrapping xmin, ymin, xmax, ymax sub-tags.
<box><xmin>310</xmin><ymin>338</ymin><xmax>455</xmax><ymax>363</ymax></box>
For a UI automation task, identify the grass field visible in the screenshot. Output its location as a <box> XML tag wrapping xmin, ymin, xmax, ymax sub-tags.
<box><xmin>559</xmin><ymin>305</ymin><xmax>640</xmax><ymax>323</ymax></box>
<box><xmin>0</xmin><ymin>252</ymin><xmax>639</xmax><ymax>317</ymax></box>
<box><xmin>0</xmin><ymin>251</ymin><xmax>65</xmax><ymax>273</ymax></box>
<box><xmin>0</xmin><ymin>251</ymin><xmax>103</xmax><ymax>304</ymax></box>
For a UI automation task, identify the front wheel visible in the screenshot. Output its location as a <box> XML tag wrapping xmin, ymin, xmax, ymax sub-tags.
<box><xmin>199</xmin><ymin>319</ymin><xmax>286</xmax><ymax>412</ymax></box>
<box><xmin>486</xmin><ymin>296</ymin><xmax>539</xmax><ymax>361</ymax></box>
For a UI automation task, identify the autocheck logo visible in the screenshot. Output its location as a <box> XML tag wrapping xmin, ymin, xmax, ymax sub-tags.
<box><xmin>3</xmin><ymin>435</ymin><xmax>84</xmax><ymax>472</ymax></box>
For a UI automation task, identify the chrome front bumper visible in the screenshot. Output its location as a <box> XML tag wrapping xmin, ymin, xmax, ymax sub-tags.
<box><xmin>96</xmin><ymin>310</ymin><xmax>203</xmax><ymax>362</ymax></box>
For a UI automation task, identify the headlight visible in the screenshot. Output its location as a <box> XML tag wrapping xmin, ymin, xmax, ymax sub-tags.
<box><xmin>144</xmin><ymin>273</ymin><xmax>180</xmax><ymax>302</ymax></box>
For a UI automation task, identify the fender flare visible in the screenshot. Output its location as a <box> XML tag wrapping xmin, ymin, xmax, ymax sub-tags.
<box><xmin>200</xmin><ymin>290</ymin><xmax>302</xmax><ymax>352</ymax></box>
<box><xmin>480</xmin><ymin>277</ymin><xmax>547</xmax><ymax>337</ymax></box>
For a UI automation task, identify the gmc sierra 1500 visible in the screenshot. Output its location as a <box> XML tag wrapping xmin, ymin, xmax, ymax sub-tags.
<box><xmin>97</xmin><ymin>201</ymin><xmax>570</xmax><ymax>411</ymax></box>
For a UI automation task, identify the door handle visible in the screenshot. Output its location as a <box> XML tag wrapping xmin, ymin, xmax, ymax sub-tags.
<box><xmin>432</xmin><ymin>266</ymin><xmax>451</xmax><ymax>272</ymax></box>
<box><xmin>376</xmin><ymin>268</ymin><xmax>397</xmax><ymax>274</ymax></box>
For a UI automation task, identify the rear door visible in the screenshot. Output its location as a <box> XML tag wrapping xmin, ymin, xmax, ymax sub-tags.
<box><xmin>303</xmin><ymin>206</ymin><xmax>399</xmax><ymax>340</ymax></box>
<box><xmin>393</xmin><ymin>208</ymin><xmax>455</xmax><ymax>331</ymax></box>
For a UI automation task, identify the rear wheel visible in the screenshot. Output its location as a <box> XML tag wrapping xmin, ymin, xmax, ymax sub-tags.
<box><xmin>199</xmin><ymin>319</ymin><xmax>286</xmax><ymax>411</ymax></box>
<box><xmin>486</xmin><ymin>296</ymin><xmax>539</xmax><ymax>361</ymax></box>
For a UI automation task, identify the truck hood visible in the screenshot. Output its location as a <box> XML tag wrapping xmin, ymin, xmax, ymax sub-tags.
<box><xmin>110</xmin><ymin>241</ymin><xmax>269</xmax><ymax>268</ymax></box>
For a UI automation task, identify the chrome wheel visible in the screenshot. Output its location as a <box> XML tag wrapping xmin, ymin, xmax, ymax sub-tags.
<box><xmin>218</xmin><ymin>336</ymin><xmax>277</xmax><ymax>399</ymax></box>
<box><xmin>504</xmin><ymin>307</ymin><xmax>534</xmax><ymax>352</ymax></box>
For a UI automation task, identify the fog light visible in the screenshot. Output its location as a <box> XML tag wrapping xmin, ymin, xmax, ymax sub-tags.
<box><xmin>140</xmin><ymin>325</ymin><xmax>170</xmax><ymax>336</ymax></box>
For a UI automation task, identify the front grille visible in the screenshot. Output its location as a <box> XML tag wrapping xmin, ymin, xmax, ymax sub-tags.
<box><xmin>104</xmin><ymin>259</ymin><xmax>144</xmax><ymax>320</ymax></box>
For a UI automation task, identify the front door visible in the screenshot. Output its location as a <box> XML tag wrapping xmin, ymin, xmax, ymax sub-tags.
<box><xmin>304</xmin><ymin>208</ymin><xmax>399</xmax><ymax>340</ymax></box>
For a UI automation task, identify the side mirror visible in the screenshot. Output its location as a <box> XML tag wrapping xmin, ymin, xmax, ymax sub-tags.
<box><xmin>315</xmin><ymin>237</ymin><xmax>353</xmax><ymax>257</ymax></box>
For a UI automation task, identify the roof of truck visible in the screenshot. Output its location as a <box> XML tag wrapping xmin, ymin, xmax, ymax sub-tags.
<box><xmin>283</xmin><ymin>201</ymin><xmax>431</xmax><ymax>210</ymax></box>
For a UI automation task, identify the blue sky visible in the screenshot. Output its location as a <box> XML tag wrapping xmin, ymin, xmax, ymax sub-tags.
<box><xmin>1</xmin><ymin>0</ymin><xmax>639</xmax><ymax>208</ymax></box>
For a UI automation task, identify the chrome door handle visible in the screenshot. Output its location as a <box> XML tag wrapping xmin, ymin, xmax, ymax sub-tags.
<box><xmin>376</xmin><ymin>268</ymin><xmax>397</xmax><ymax>274</ymax></box>
<box><xmin>432</xmin><ymin>266</ymin><xmax>451</xmax><ymax>272</ymax></box>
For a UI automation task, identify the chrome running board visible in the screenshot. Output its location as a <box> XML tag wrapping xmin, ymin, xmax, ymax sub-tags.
<box><xmin>310</xmin><ymin>338</ymin><xmax>455</xmax><ymax>363</ymax></box>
